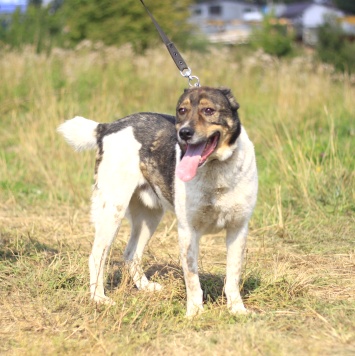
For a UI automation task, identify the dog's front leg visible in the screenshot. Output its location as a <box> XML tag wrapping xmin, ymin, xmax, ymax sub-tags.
<box><xmin>178</xmin><ymin>226</ymin><xmax>203</xmax><ymax>318</ymax></box>
<box><xmin>225</xmin><ymin>223</ymin><xmax>249</xmax><ymax>314</ymax></box>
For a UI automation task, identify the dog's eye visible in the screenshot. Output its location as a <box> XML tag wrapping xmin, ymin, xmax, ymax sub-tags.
<box><xmin>204</xmin><ymin>108</ymin><xmax>215</xmax><ymax>116</ymax></box>
<box><xmin>178</xmin><ymin>108</ymin><xmax>187</xmax><ymax>115</ymax></box>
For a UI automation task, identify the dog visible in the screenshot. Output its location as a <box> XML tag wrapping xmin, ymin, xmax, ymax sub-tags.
<box><xmin>58</xmin><ymin>86</ymin><xmax>258</xmax><ymax>317</ymax></box>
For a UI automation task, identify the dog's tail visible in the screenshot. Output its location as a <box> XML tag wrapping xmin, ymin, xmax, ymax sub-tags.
<box><xmin>57</xmin><ymin>116</ymin><xmax>98</xmax><ymax>151</ymax></box>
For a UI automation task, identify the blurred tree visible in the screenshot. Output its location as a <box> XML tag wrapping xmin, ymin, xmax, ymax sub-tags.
<box><xmin>59</xmin><ymin>0</ymin><xmax>193</xmax><ymax>51</ymax></box>
<box><xmin>317</xmin><ymin>18</ymin><xmax>355</xmax><ymax>73</ymax></box>
<box><xmin>333</xmin><ymin>0</ymin><xmax>355</xmax><ymax>14</ymax></box>
<box><xmin>251</xmin><ymin>14</ymin><xmax>294</xmax><ymax>57</ymax></box>
<box><xmin>29</xmin><ymin>0</ymin><xmax>43</xmax><ymax>6</ymax></box>
<box><xmin>50</xmin><ymin>0</ymin><xmax>64</xmax><ymax>13</ymax></box>
<box><xmin>1</xmin><ymin>4</ymin><xmax>64</xmax><ymax>52</ymax></box>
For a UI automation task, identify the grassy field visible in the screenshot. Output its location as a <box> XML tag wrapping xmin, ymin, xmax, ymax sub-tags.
<box><xmin>0</xmin><ymin>45</ymin><xmax>354</xmax><ymax>355</ymax></box>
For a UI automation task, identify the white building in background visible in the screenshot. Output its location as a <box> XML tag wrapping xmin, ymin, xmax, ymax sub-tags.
<box><xmin>190</xmin><ymin>0</ymin><xmax>262</xmax><ymax>44</ymax></box>
<box><xmin>277</xmin><ymin>1</ymin><xmax>345</xmax><ymax>45</ymax></box>
<box><xmin>190</xmin><ymin>0</ymin><xmax>350</xmax><ymax>46</ymax></box>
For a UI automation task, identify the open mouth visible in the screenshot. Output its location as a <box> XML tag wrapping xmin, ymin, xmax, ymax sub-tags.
<box><xmin>176</xmin><ymin>132</ymin><xmax>220</xmax><ymax>182</ymax></box>
<box><xmin>199</xmin><ymin>132</ymin><xmax>220</xmax><ymax>166</ymax></box>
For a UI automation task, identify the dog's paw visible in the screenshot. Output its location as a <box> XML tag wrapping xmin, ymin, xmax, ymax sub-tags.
<box><xmin>142</xmin><ymin>282</ymin><xmax>163</xmax><ymax>292</ymax></box>
<box><xmin>91</xmin><ymin>294</ymin><xmax>116</xmax><ymax>306</ymax></box>
<box><xmin>228</xmin><ymin>302</ymin><xmax>249</xmax><ymax>315</ymax></box>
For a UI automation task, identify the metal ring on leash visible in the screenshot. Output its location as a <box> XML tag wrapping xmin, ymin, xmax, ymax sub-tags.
<box><xmin>188</xmin><ymin>75</ymin><xmax>200</xmax><ymax>87</ymax></box>
<box><xmin>180</xmin><ymin>68</ymin><xmax>200</xmax><ymax>87</ymax></box>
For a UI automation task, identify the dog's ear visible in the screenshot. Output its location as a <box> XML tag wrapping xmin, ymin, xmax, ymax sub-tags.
<box><xmin>219</xmin><ymin>87</ymin><xmax>240</xmax><ymax>111</ymax></box>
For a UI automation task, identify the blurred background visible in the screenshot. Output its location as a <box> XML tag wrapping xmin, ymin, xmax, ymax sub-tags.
<box><xmin>0</xmin><ymin>0</ymin><xmax>354</xmax><ymax>72</ymax></box>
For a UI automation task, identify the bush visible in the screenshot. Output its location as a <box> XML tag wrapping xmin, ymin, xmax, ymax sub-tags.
<box><xmin>251</xmin><ymin>15</ymin><xmax>294</xmax><ymax>57</ymax></box>
<box><xmin>316</xmin><ymin>17</ymin><xmax>355</xmax><ymax>73</ymax></box>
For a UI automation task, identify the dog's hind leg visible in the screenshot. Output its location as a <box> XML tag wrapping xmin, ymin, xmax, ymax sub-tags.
<box><xmin>89</xmin><ymin>127</ymin><xmax>142</xmax><ymax>304</ymax></box>
<box><xmin>90</xmin><ymin>194</ymin><xmax>129</xmax><ymax>305</ymax></box>
<box><xmin>225</xmin><ymin>223</ymin><xmax>249</xmax><ymax>314</ymax></box>
<box><xmin>124</xmin><ymin>193</ymin><xmax>164</xmax><ymax>292</ymax></box>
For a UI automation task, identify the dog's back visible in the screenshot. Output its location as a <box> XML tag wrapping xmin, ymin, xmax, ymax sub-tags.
<box><xmin>59</xmin><ymin>113</ymin><xmax>178</xmax><ymax>208</ymax></box>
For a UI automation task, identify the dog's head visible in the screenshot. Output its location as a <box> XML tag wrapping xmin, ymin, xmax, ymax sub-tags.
<box><xmin>175</xmin><ymin>86</ymin><xmax>241</xmax><ymax>182</ymax></box>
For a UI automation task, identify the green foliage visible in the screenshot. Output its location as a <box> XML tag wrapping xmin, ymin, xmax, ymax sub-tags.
<box><xmin>251</xmin><ymin>15</ymin><xmax>294</xmax><ymax>57</ymax></box>
<box><xmin>333</xmin><ymin>0</ymin><xmax>355</xmax><ymax>14</ymax></box>
<box><xmin>58</xmin><ymin>0</ymin><xmax>193</xmax><ymax>51</ymax></box>
<box><xmin>0</xmin><ymin>5</ymin><xmax>63</xmax><ymax>52</ymax></box>
<box><xmin>29</xmin><ymin>0</ymin><xmax>43</xmax><ymax>6</ymax></box>
<box><xmin>0</xmin><ymin>0</ymin><xmax>193</xmax><ymax>53</ymax></box>
<box><xmin>316</xmin><ymin>17</ymin><xmax>355</xmax><ymax>73</ymax></box>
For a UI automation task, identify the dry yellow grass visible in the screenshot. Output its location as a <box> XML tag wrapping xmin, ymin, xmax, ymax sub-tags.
<box><xmin>1</xmin><ymin>203</ymin><xmax>354</xmax><ymax>355</ymax></box>
<box><xmin>0</xmin><ymin>45</ymin><xmax>354</xmax><ymax>355</ymax></box>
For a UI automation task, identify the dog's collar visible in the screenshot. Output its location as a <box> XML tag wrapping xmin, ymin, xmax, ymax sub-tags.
<box><xmin>140</xmin><ymin>0</ymin><xmax>200</xmax><ymax>88</ymax></box>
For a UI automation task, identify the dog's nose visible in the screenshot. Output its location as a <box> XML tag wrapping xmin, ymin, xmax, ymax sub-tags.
<box><xmin>179</xmin><ymin>127</ymin><xmax>194</xmax><ymax>141</ymax></box>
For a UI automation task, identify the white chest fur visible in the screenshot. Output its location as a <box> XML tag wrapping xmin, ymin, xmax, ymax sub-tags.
<box><xmin>174</xmin><ymin>127</ymin><xmax>258</xmax><ymax>235</ymax></box>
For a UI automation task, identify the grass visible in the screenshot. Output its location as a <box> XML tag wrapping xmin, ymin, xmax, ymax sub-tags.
<box><xmin>0</xmin><ymin>45</ymin><xmax>354</xmax><ymax>355</ymax></box>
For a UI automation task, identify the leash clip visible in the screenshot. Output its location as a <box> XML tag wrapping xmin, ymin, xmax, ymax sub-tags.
<box><xmin>180</xmin><ymin>67</ymin><xmax>200</xmax><ymax>87</ymax></box>
<box><xmin>140</xmin><ymin>0</ymin><xmax>201</xmax><ymax>87</ymax></box>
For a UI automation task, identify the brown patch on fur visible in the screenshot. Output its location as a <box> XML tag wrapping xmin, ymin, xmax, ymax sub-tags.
<box><xmin>139</xmin><ymin>182</ymin><xmax>150</xmax><ymax>191</ymax></box>
<box><xmin>140</xmin><ymin>161</ymin><xmax>172</xmax><ymax>205</ymax></box>
<box><xmin>94</xmin><ymin>125</ymin><xmax>105</xmax><ymax>177</ymax></box>
<box><xmin>217</xmin><ymin>132</ymin><xmax>239</xmax><ymax>157</ymax></box>
<box><xmin>140</xmin><ymin>161</ymin><xmax>149</xmax><ymax>178</ymax></box>
<box><xmin>94</xmin><ymin>150</ymin><xmax>102</xmax><ymax>178</ymax></box>
<box><xmin>151</xmin><ymin>129</ymin><xmax>167</xmax><ymax>152</ymax></box>
<box><xmin>114</xmin><ymin>205</ymin><xmax>125</xmax><ymax>223</ymax></box>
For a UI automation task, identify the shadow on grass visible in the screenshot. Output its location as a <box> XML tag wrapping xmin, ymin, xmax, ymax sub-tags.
<box><xmin>0</xmin><ymin>231</ymin><xmax>58</xmax><ymax>261</ymax></box>
<box><xmin>106</xmin><ymin>262</ymin><xmax>183</xmax><ymax>292</ymax></box>
<box><xmin>241</xmin><ymin>275</ymin><xmax>262</xmax><ymax>298</ymax></box>
<box><xmin>107</xmin><ymin>261</ymin><xmax>261</xmax><ymax>303</ymax></box>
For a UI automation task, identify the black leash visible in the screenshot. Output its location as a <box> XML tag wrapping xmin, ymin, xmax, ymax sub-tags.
<box><xmin>139</xmin><ymin>0</ymin><xmax>200</xmax><ymax>87</ymax></box>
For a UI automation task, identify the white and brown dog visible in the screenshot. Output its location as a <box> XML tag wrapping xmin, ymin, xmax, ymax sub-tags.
<box><xmin>58</xmin><ymin>86</ymin><xmax>258</xmax><ymax>317</ymax></box>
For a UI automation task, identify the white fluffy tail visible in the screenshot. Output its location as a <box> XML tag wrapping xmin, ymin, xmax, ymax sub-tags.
<box><xmin>57</xmin><ymin>116</ymin><xmax>99</xmax><ymax>151</ymax></box>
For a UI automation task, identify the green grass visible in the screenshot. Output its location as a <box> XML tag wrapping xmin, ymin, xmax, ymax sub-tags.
<box><xmin>0</xmin><ymin>45</ymin><xmax>354</xmax><ymax>355</ymax></box>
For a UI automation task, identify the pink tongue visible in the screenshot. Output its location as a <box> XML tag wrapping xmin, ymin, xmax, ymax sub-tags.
<box><xmin>176</xmin><ymin>142</ymin><xmax>206</xmax><ymax>182</ymax></box>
